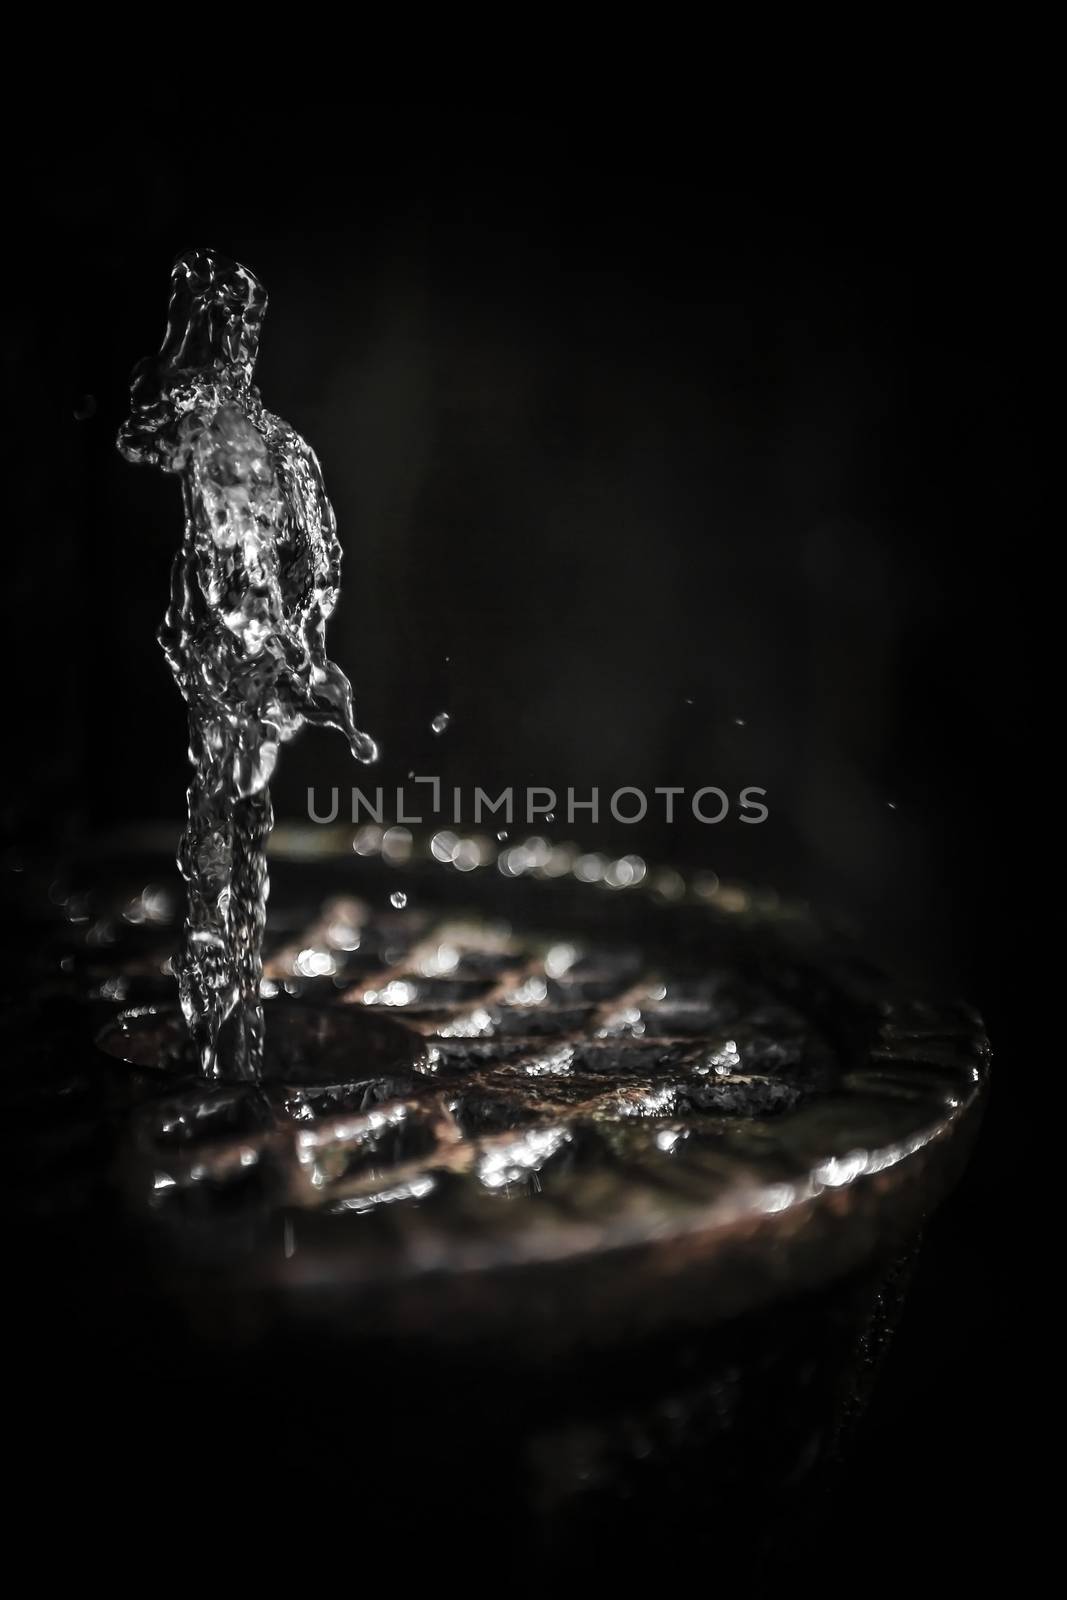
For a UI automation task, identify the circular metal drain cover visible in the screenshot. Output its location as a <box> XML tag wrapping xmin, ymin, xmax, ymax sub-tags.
<box><xmin>84</xmin><ymin>848</ymin><xmax>989</xmax><ymax>1352</ymax></box>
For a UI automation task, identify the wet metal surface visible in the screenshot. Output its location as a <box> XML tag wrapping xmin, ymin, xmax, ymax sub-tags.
<box><xmin>8</xmin><ymin>831</ymin><xmax>989</xmax><ymax>1353</ymax></box>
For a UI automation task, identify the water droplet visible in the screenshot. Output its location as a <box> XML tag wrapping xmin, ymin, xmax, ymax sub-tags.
<box><xmin>545</xmin><ymin>812</ymin><xmax>555</xmax><ymax>823</ymax></box>
<box><xmin>389</xmin><ymin>891</ymin><xmax>408</xmax><ymax>910</ymax></box>
<box><xmin>887</xmin><ymin>800</ymin><xmax>897</xmax><ymax>811</ymax></box>
<box><xmin>496</xmin><ymin>830</ymin><xmax>509</xmax><ymax>842</ymax></box>
<box><xmin>684</xmin><ymin>697</ymin><xmax>694</xmax><ymax>706</ymax></box>
<box><xmin>294</xmin><ymin>947</ymin><xmax>337</xmax><ymax>978</ymax></box>
<box><xmin>382</xmin><ymin>826</ymin><xmax>413</xmax><ymax>862</ymax></box>
<box><xmin>733</xmin><ymin>716</ymin><xmax>746</xmax><ymax>727</ymax></box>
<box><xmin>431</xmin><ymin>712</ymin><xmax>451</xmax><ymax>735</ymax></box>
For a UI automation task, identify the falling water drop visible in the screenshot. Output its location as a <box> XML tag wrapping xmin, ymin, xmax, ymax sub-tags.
<box><xmin>431</xmin><ymin>712</ymin><xmax>451</xmax><ymax>735</ymax></box>
<box><xmin>390</xmin><ymin>891</ymin><xmax>408</xmax><ymax>910</ymax></box>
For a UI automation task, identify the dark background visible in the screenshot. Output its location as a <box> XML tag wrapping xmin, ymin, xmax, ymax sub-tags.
<box><xmin>8</xmin><ymin>118</ymin><xmax>1021</xmax><ymax>1011</ymax></box>
<box><xmin>5</xmin><ymin>114</ymin><xmax>1021</xmax><ymax>1585</ymax></box>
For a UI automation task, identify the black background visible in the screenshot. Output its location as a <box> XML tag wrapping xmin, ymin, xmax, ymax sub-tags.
<box><xmin>5</xmin><ymin>110</ymin><xmax>1022</xmax><ymax>1585</ymax></box>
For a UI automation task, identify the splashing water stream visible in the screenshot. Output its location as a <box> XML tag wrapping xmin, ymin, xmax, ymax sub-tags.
<box><xmin>118</xmin><ymin>250</ymin><xmax>376</xmax><ymax>1080</ymax></box>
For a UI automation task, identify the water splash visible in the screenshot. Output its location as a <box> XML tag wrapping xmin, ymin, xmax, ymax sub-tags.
<box><xmin>118</xmin><ymin>249</ymin><xmax>377</xmax><ymax>1081</ymax></box>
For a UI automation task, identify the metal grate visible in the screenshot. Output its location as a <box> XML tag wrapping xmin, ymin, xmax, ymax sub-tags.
<box><xmin>115</xmin><ymin>897</ymin><xmax>836</xmax><ymax>1220</ymax></box>
<box><xmin>6</xmin><ymin>835</ymin><xmax>972</xmax><ymax>1347</ymax></box>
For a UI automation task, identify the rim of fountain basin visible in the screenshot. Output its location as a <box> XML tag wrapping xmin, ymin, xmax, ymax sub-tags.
<box><xmin>71</xmin><ymin>820</ymin><xmax>992</xmax><ymax>1352</ymax></box>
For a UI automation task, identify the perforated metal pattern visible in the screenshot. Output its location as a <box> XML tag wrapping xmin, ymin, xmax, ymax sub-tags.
<box><xmin>55</xmin><ymin>839</ymin><xmax>985</xmax><ymax>1346</ymax></box>
<box><xmin>112</xmin><ymin>897</ymin><xmax>834</xmax><ymax>1215</ymax></box>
